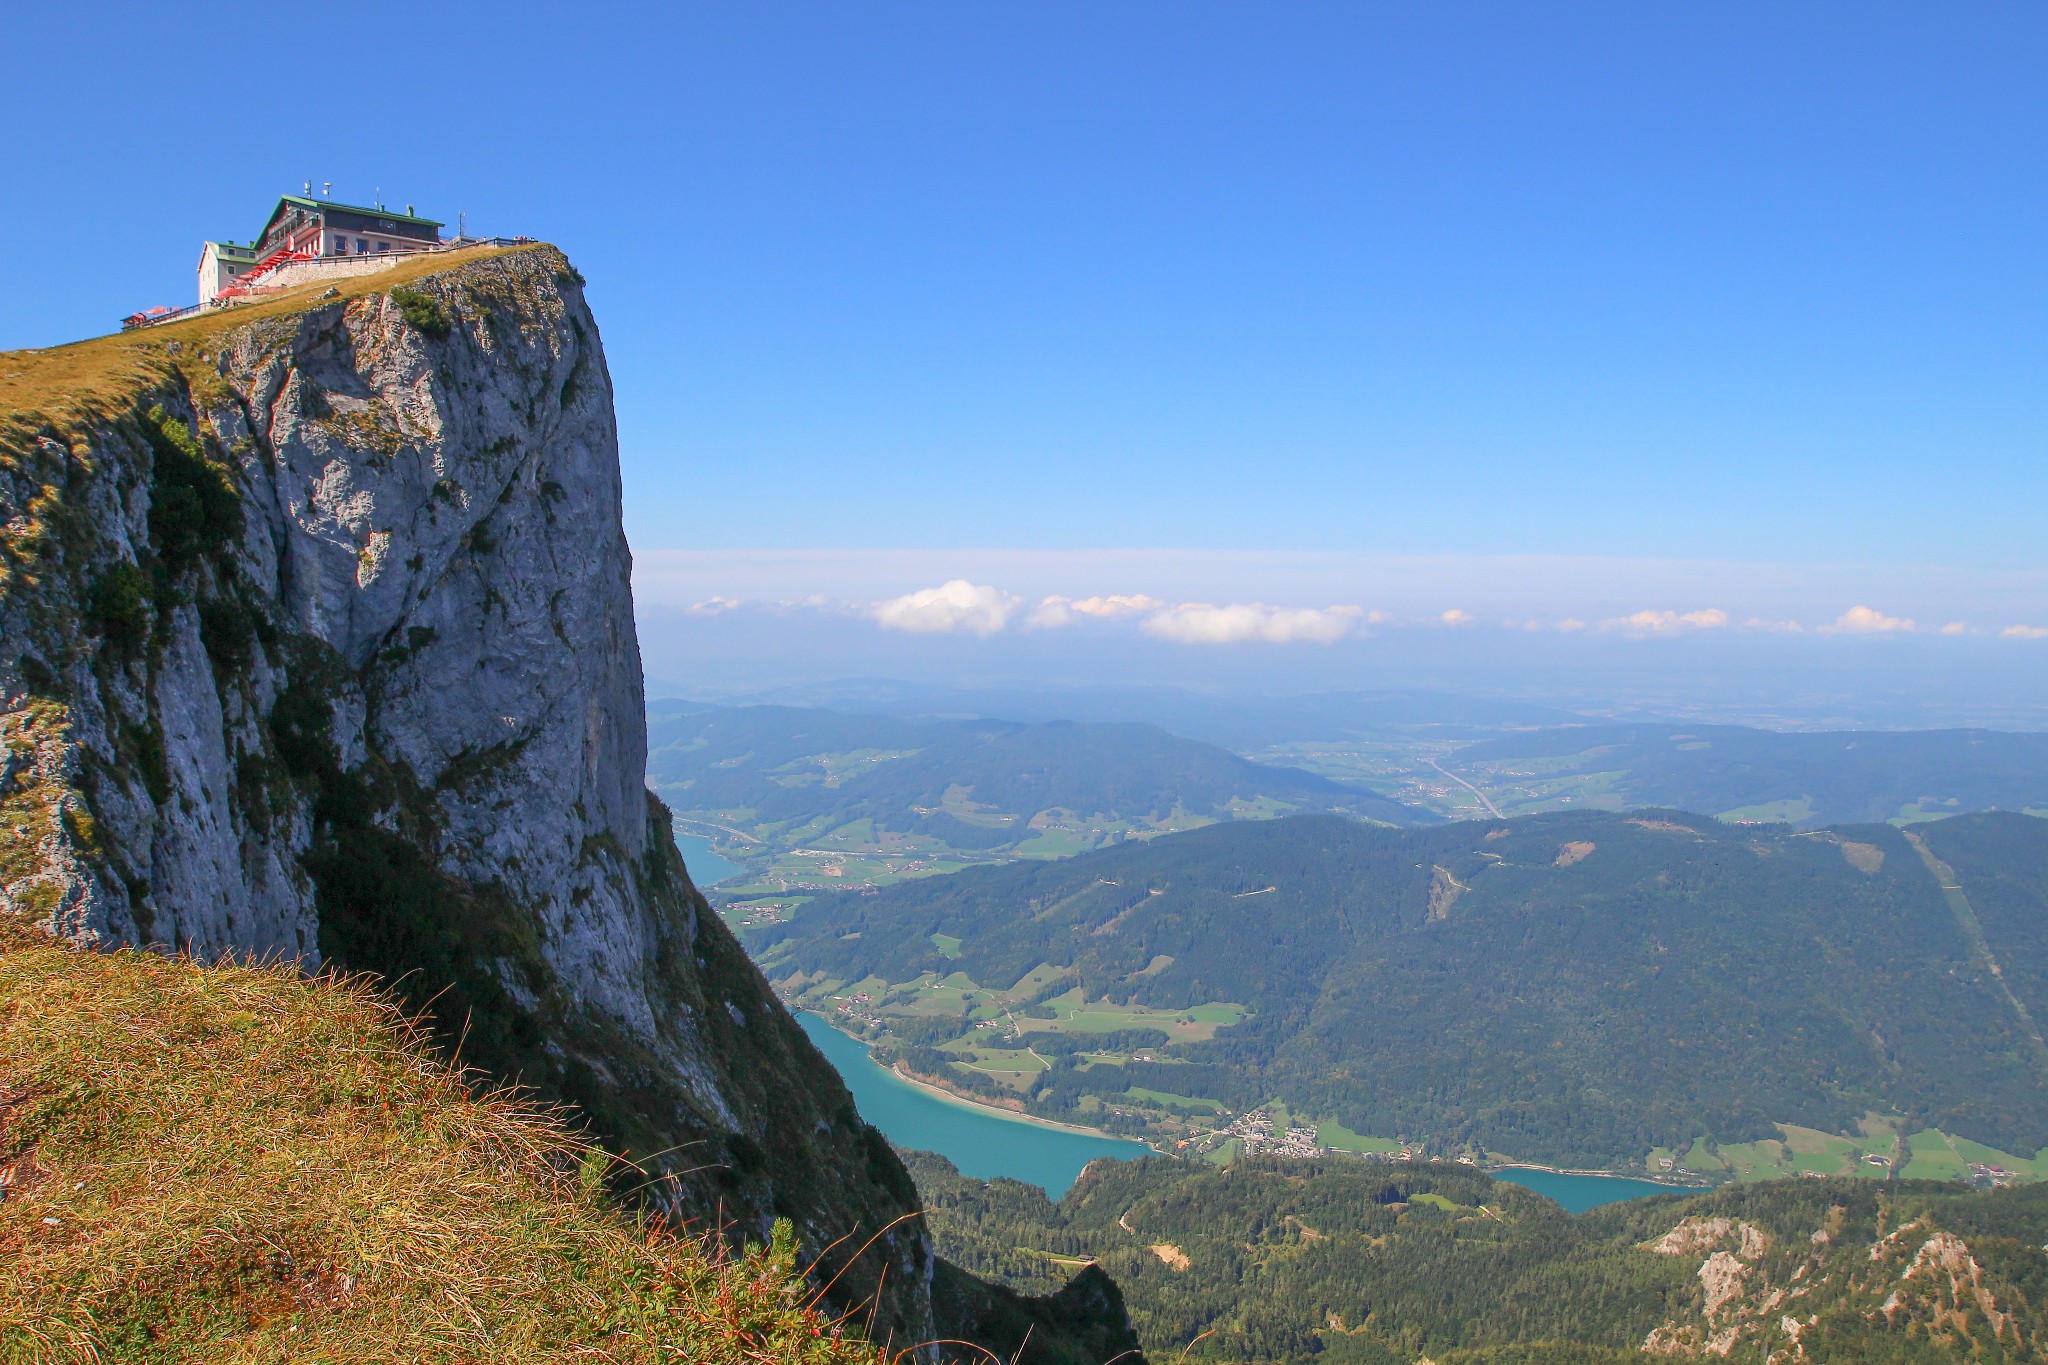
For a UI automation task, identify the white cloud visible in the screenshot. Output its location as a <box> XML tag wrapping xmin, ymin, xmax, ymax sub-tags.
<box><xmin>1141</xmin><ymin>602</ymin><xmax>1364</xmax><ymax>645</ymax></box>
<box><xmin>870</xmin><ymin>580</ymin><xmax>1021</xmax><ymax>636</ymax></box>
<box><xmin>686</xmin><ymin>595</ymin><xmax>745</xmax><ymax>616</ymax></box>
<box><xmin>1821</xmin><ymin>605</ymin><xmax>1916</xmax><ymax>635</ymax></box>
<box><xmin>1743</xmin><ymin>617</ymin><xmax>1805</xmax><ymax>634</ymax></box>
<box><xmin>1554</xmin><ymin>618</ymin><xmax>1587</xmax><ymax>633</ymax></box>
<box><xmin>1601</xmin><ymin>608</ymin><xmax>1731</xmax><ymax>637</ymax></box>
<box><xmin>2002</xmin><ymin>624</ymin><xmax>2048</xmax><ymax>640</ymax></box>
<box><xmin>1439</xmin><ymin>609</ymin><xmax>1474</xmax><ymax>627</ymax></box>
<box><xmin>1027</xmin><ymin>593</ymin><xmax>1166</xmax><ymax>628</ymax></box>
<box><xmin>1941</xmin><ymin>621</ymin><xmax>1969</xmax><ymax>636</ymax></box>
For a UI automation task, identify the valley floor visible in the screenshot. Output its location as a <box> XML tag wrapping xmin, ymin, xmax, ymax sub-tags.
<box><xmin>779</xmin><ymin>964</ymin><xmax>2046</xmax><ymax>1198</ymax></box>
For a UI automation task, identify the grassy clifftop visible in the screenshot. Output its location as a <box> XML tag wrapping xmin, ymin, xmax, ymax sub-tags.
<box><xmin>0</xmin><ymin>245</ymin><xmax>528</xmax><ymax>432</ymax></box>
<box><xmin>0</xmin><ymin>919</ymin><xmax>890</xmax><ymax>1364</ymax></box>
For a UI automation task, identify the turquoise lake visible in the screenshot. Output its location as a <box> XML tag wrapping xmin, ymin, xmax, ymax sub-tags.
<box><xmin>1492</xmin><ymin>1167</ymin><xmax>1692</xmax><ymax>1213</ymax></box>
<box><xmin>796</xmin><ymin>1012</ymin><xmax>1153</xmax><ymax>1196</ymax></box>
<box><xmin>792</xmin><ymin>1015</ymin><xmax>1689</xmax><ymax>1212</ymax></box>
<box><xmin>673</xmin><ymin>831</ymin><xmax>745</xmax><ymax>887</ymax></box>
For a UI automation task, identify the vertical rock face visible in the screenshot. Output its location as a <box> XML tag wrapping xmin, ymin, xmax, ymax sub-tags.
<box><xmin>0</xmin><ymin>248</ymin><xmax>932</xmax><ymax>1343</ymax></box>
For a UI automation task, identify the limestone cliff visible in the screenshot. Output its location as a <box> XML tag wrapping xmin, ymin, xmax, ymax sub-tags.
<box><xmin>0</xmin><ymin>249</ymin><xmax>935</xmax><ymax>1343</ymax></box>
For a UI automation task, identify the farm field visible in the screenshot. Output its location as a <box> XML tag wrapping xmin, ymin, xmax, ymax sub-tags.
<box><xmin>1253</xmin><ymin>725</ymin><xmax>2048</xmax><ymax>828</ymax></box>
<box><xmin>1648</xmin><ymin>1118</ymin><xmax>2042</xmax><ymax>1189</ymax></box>
<box><xmin>691</xmin><ymin>805</ymin><xmax>1235</xmax><ymax>904</ymax></box>
<box><xmin>1244</xmin><ymin>739</ymin><xmax>1637</xmax><ymax>820</ymax></box>
<box><xmin>772</xmin><ymin>962</ymin><xmax>1253</xmax><ymax>1143</ymax></box>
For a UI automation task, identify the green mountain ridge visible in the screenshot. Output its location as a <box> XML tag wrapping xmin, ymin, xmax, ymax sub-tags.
<box><xmin>748</xmin><ymin>808</ymin><xmax>2048</xmax><ymax>1168</ymax></box>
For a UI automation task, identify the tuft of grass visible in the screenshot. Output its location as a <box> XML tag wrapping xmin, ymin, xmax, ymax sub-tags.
<box><xmin>0</xmin><ymin>921</ymin><xmax>891</xmax><ymax>1365</ymax></box>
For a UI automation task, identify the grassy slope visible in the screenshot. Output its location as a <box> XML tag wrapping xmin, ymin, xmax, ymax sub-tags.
<box><xmin>0</xmin><ymin>920</ymin><xmax>887</xmax><ymax>1365</ymax></box>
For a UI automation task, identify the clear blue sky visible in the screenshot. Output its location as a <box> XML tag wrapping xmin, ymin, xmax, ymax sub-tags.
<box><xmin>4</xmin><ymin>3</ymin><xmax>2042</xmax><ymax>583</ymax></box>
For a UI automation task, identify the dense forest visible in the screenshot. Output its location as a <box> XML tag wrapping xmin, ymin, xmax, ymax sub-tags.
<box><xmin>750</xmin><ymin>810</ymin><xmax>2048</xmax><ymax>1165</ymax></box>
<box><xmin>907</xmin><ymin>1149</ymin><xmax>2048</xmax><ymax>1363</ymax></box>
<box><xmin>1450</xmin><ymin>724</ymin><xmax>2048</xmax><ymax>826</ymax></box>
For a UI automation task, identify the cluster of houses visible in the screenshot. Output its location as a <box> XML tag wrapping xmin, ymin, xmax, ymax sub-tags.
<box><xmin>1209</xmin><ymin>1107</ymin><xmax>1327</xmax><ymax>1159</ymax></box>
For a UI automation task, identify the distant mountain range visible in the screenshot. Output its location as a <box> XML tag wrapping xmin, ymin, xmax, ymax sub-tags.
<box><xmin>652</xmin><ymin>686</ymin><xmax>2048</xmax><ymax>828</ymax></box>
<box><xmin>748</xmin><ymin>808</ymin><xmax>2048</xmax><ymax>1168</ymax></box>
<box><xmin>701</xmin><ymin>682</ymin><xmax>1584</xmax><ymax>747</ymax></box>
<box><xmin>646</xmin><ymin>703</ymin><xmax>1429</xmax><ymax>895</ymax></box>
<box><xmin>1443</xmin><ymin>723</ymin><xmax>2048</xmax><ymax>826</ymax></box>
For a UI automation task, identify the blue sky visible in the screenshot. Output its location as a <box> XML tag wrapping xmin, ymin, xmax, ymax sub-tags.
<box><xmin>4</xmin><ymin>3</ymin><xmax>2044</xmax><ymax>709</ymax></box>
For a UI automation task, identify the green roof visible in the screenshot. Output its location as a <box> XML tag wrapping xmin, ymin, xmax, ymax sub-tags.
<box><xmin>272</xmin><ymin>193</ymin><xmax>444</xmax><ymax>228</ymax></box>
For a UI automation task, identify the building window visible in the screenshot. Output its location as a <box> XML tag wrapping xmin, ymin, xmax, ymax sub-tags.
<box><xmin>376</xmin><ymin>241</ymin><xmax>389</xmax><ymax>252</ymax></box>
<box><xmin>355</xmin><ymin>239</ymin><xmax>368</xmax><ymax>254</ymax></box>
<box><xmin>334</xmin><ymin>235</ymin><xmax>347</xmax><ymax>255</ymax></box>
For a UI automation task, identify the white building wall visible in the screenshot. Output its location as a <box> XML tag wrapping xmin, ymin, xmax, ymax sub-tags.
<box><xmin>196</xmin><ymin>243</ymin><xmax>249</xmax><ymax>306</ymax></box>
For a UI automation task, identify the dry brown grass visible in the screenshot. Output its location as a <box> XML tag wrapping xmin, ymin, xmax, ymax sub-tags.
<box><xmin>0</xmin><ymin>919</ymin><xmax>888</xmax><ymax>1364</ymax></box>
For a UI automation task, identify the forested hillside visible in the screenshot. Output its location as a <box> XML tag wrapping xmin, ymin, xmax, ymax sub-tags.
<box><xmin>646</xmin><ymin>703</ymin><xmax>1425</xmax><ymax>895</ymax></box>
<box><xmin>907</xmin><ymin>1150</ymin><xmax>2048</xmax><ymax>1363</ymax></box>
<box><xmin>750</xmin><ymin>810</ymin><xmax>2048</xmax><ymax>1167</ymax></box>
<box><xmin>1443</xmin><ymin>724</ymin><xmax>2048</xmax><ymax>826</ymax></box>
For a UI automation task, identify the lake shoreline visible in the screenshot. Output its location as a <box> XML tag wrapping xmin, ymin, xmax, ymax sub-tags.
<box><xmin>798</xmin><ymin>1014</ymin><xmax>1709</xmax><ymax>1204</ymax></box>
<box><xmin>803</xmin><ymin>1011</ymin><xmax>1159</xmax><ymax>1147</ymax></box>
<box><xmin>890</xmin><ymin>1062</ymin><xmax>1161</xmax><ymax>1145</ymax></box>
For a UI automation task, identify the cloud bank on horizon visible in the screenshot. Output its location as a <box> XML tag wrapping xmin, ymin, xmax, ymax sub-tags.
<box><xmin>751</xmin><ymin>578</ymin><xmax>2048</xmax><ymax>648</ymax></box>
<box><xmin>631</xmin><ymin>550</ymin><xmax>2048</xmax><ymax>657</ymax></box>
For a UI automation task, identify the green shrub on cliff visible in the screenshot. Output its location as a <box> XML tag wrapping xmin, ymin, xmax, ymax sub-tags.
<box><xmin>389</xmin><ymin>286</ymin><xmax>452</xmax><ymax>339</ymax></box>
<box><xmin>140</xmin><ymin>403</ymin><xmax>239</xmax><ymax>569</ymax></box>
<box><xmin>84</xmin><ymin>563</ymin><xmax>148</xmax><ymax>647</ymax></box>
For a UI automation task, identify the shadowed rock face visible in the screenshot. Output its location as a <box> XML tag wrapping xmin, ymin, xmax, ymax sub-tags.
<box><xmin>0</xmin><ymin>248</ymin><xmax>935</xmax><ymax>1345</ymax></box>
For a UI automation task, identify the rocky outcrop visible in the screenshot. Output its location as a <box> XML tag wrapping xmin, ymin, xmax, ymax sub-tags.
<box><xmin>1636</xmin><ymin>1200</ymin><xmax>2031</xmax><ymax>1360</ymax></box>
<box><xmin>0</xmin><ymin>249</ymin><xmax>936</xmax><ymax>1343</ymax></box>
